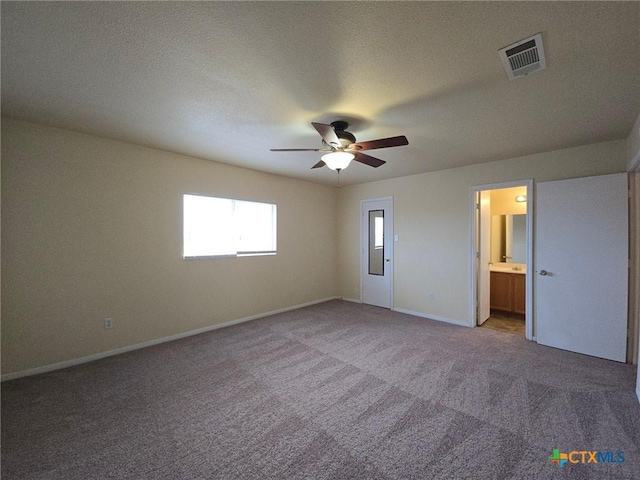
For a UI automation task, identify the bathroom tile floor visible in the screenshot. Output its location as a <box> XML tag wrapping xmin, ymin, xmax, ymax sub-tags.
<box><xmin>481</xmin><ymin>311</ymin><xmax>525</xmax><ymax>335</ymax></box>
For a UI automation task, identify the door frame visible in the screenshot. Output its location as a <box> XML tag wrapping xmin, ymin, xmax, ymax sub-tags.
<box><xmin>630</xmin><ymin>168</ymin><xmax>639</xmax><ymax>366</ymax></box>
<box><xmin>360</xmin><ymin>196</ymin><xmax>394</xmax><ymax>308</ymax></box>
<box><xmin>469</xmin><ymin>180</ymin><xmax>534</xmax><ymax>340</ymax></box>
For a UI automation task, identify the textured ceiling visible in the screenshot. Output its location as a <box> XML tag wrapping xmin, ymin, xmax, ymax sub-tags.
<box><xmin>2</xmin><ymin>2</ymin><xmax>639</xmax><ymax>186</ymax></box>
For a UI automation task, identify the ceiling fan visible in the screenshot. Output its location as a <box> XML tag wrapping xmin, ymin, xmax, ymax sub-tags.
<box><xmin>270</xmin><ymin>121</ymin><xmax>408</xmax><ymax>171</ymax></box>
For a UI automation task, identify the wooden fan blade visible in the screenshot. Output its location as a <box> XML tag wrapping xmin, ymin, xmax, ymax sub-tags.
<box><xmin>311</xmin><ymin>160</ymin><xmax>326</xmax><ymax>169</ymax></box>
<box><xmin>353</xmin><ymin>135</ymin><xmax>408</xmax><ymax>151</ymax></box>
<box><xmin>311</xmin><ymin>122</ymin><xmax>341</xmax><ymax>147</ymax></box>
<box><xmin>354</xmin><ymin>152</ymin><xmax>385</xmax><ymax>168</ymax></box>
<box><xmin>270</xmin><ymin>148</ymin><xmax>321</xmax><ymax>152</ymax></box>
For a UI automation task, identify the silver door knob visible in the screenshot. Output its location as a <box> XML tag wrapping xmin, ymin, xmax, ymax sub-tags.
<box><xmin>538</xmin><ymin>270</ymin><xmax>548</xmax><ymax>276</ymax></box>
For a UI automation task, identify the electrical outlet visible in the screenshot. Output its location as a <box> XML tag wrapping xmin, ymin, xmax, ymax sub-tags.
<box><xmin>104</xmin><ymin>318</ymin><xmax>114</xmax><ymax>330</ymax></box>
<box><xmin>428</xmin><ymin>292</ymin><xmax>435</xmax><ymax>301</ymax></box>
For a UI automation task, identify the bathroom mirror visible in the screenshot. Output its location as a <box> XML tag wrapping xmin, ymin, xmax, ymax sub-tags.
<box><xmin>491</xmin><ymin>214</ymin><xmax>526</xmax><ymax>264</ymax></box>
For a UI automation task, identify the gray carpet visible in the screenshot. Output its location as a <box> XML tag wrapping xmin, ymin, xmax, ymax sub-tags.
<box><xmin>2</xmin><ymin>300</ymin><xmax>640</xmax><ymax>479</ymax></box>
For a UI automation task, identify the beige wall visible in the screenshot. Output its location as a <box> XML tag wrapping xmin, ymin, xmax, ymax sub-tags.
<box><xmin>338</xmin><ymin>140</ymin><xmax>627</xmax><ymax>323</ymax></box>
<box><xmin>1</xmin><ymin>119</ymin><xmax>338</xmax><ymax>375</ymax></box>
<box><xmin>490</xmin><ymin>186</ymin><xmax>527</xmax><ymax>216</ymax></box>
<box><xmin>1</xmin><ymin>117</ymin><xmax>632</xmax><ymax>377</ymax></box>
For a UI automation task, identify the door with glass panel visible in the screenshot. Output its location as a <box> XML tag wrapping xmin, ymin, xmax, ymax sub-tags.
<box><xmin>361</xmin><ymin>197</ymin><xmax>393</xmax><ymax>308</ymax></box>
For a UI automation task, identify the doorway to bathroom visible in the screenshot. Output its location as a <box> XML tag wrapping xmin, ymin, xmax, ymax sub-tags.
<box><xmin>470</xmin><ymin>180</ymin><xmax>533</xmax><ymax>339</ymax></box>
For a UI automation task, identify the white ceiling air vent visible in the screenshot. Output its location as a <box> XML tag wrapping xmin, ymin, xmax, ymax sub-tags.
<box><xmin>498</xmin><ymin>33</ymin><xmax>546</xmax><ymax>80</ymax></box>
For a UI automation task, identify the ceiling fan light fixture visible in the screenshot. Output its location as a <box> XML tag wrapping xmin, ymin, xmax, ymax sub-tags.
<box><xmin>322</xmin><ymin>151</ymin><xmax>354</xmax><ymax>171</ymax></box>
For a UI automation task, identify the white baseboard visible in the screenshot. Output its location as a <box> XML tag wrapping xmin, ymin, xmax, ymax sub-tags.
<box><xmin>1</xmin><ymin>296</ymin><xmax>340</xmax><ymax>382</ymax></box>
<box><xmin>392</xmin><ymin>307</ymin><xmax>470</xmax><ymax>327</ymax></box>
<box><xmin>341</xmin><ymin>297</ymin><xmax>362</xmax><ymax>304</ymax></box>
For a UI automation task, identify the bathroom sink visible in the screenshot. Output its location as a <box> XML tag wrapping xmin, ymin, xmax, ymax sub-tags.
<box><xmin>490</xmin><ymin>265</ymin><xmax>526</xmax><ymax>274</ymax></box>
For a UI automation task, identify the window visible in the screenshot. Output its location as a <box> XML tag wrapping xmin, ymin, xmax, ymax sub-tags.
<box><xmin>374</xmin><ymin>215</ymin><xmax>384</xmax><ymax>249</ymax></box>
<box><xmin>183</xmin><ymin>194</ymin><xmax>277</xmax><ymax>258</ymax></box>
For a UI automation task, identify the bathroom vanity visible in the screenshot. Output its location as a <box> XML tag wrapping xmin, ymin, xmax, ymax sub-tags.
<box><xmin>490</xmin><ymin>266</ymin><xmax>525</xmax><ymax>314</ymax></box>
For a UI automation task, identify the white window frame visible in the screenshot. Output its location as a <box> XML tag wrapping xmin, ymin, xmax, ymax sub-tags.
<box><xmin>183</xmin><ymin>194</ymin><xmax>277</xmax><ymax>259</ymax></box>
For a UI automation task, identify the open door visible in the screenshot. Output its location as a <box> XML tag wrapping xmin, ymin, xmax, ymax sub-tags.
<box><xmin>478</xmin><ymin>191</ymin><xmax>491</xmax><ymax>325</ymax></box>
<box><xmin>535</xmin><ymin>173</ymin><xmax>628</xmax><ymax>362</ymax></box>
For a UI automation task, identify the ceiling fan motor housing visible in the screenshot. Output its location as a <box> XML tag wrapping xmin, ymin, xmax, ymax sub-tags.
<box><xmin>324</xmin><ymin>121</ymin><xmax>356</xmax><ymax>149</ymax></box>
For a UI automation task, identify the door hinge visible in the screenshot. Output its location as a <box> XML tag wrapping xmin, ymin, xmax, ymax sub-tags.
<box><xmin>476</xmin><ymin>251</ymin><xmax>480</xmax><ymax>259</ymax></box>
<box><xmin>476</xmin><ymin>202</ymin><xmax>480</xmax><ymax>210</ymax></box>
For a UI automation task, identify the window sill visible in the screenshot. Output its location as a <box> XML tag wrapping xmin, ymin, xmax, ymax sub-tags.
<box><xmin>183</xmin><ymin>252</ymin><xmax>277</xmax><ymax>260</ymax></box>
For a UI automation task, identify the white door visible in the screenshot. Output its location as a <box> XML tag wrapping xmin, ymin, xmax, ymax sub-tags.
<box><xmin>478</xmin><ymin>191</ymin><xmax>491</xmax><ymax>324</ymax></box>
<box><xmin>535</xmin><ymin>173</ymin><xmax>628</xmax><ymax>362</ymax></box>
<box><xmin>361</xmin><ymin>198</ymin><xmax>393</xmax><ymax>308</ymax></box>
